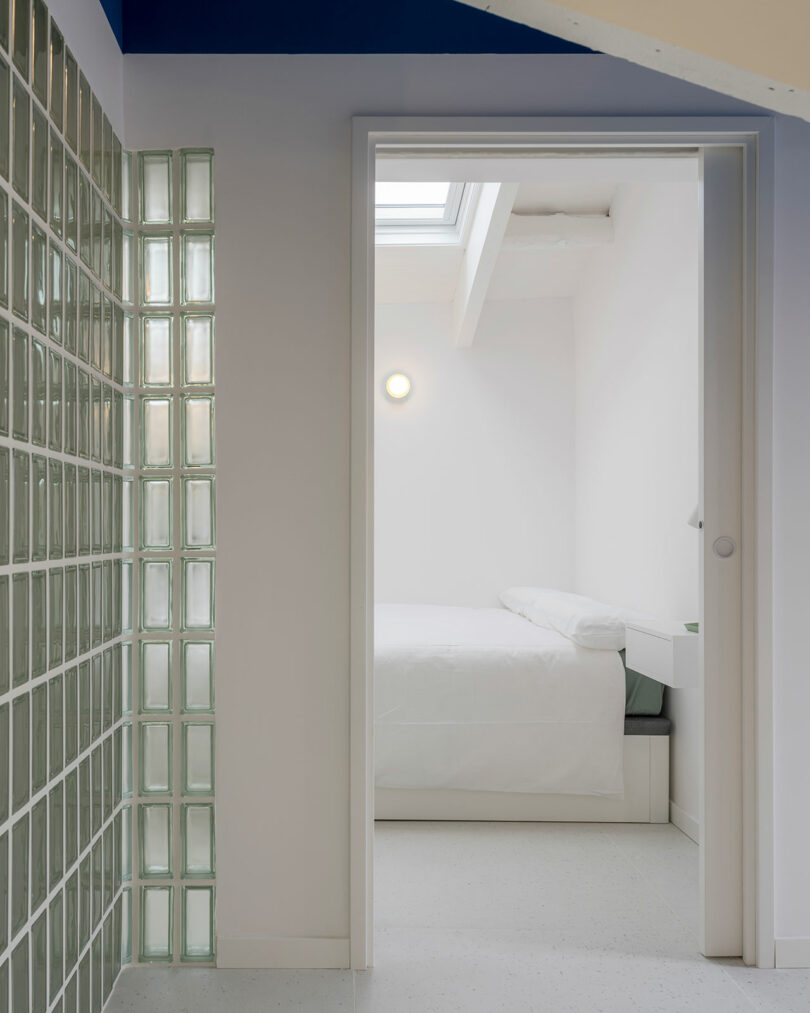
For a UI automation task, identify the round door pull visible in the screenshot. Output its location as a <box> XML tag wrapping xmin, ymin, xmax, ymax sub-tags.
<box><xmin>713</xmin><ymin>536</ymin><xmax>736</xmax><ymax>559</ymax></box>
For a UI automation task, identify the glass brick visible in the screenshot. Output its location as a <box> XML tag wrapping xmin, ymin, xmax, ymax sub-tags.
<box><xmin>31</xmin><ymin>907</ymin><xmax>47</xmax><ymax>1013</ymax></box>
<box><xmin>31</xmin><ymin>338</ymin><xmax>46</xmax><ymax>445</ymax></box>
<box><xmin>11</xmin><ymin>693</ymin><xmax>29</xmax><ymax>811</ymax></box>
<box><xmin>79</xmin><ymin>72</ymin><xmax>90</xmax><ymax>170</ymax></box>
<box><xmin>182</xmin><ymin>314</ymin><xmax>214</xmax><ymax>385</ymax></box>
<box><xmin>0</xmin><ymin>320</ymin><xmax>7</xmax><ymax>433</ymax></box>
<box><xmin>50</xmin><ymin>22</ymin><xmax>64</xmax><ymax>131</ymax></box>
<box><xmin>182</xmin><ymin>641</ymin><xmax>214</xmax><ymax>713</ymax></box>
<box><xmin>141</xmin><ymin>234</ymin><xmax>172</xmax><ymax>305</ymax></box>
<box><xmin>141</xmin><ymin>641</ymin><xmax>171</xmax><ymax>712</ymax></box>
<box><xmin>65</xmin><ymin>154</ymin><xmax>77</xmax><ymax>250</ymax></box>
<box><xmin>11</xmin><ymin>814</ymin><xmax>28</xmax><ymax>935</ymax></box>
<box><xmin>121</xmin><ymin>721</ymin><xmax>132</xmax><ymax>797</ymax></box>
<box><xmin>182</xmin><ymin>722</ymin><xmax>213</xmax><ymax>795</ymax></box>
<box><xmin>0</xmin><ymin>191</ymin><xmax>8</xmax><ymax>307</ymax></box>
<box><xmin>182</xmin><ymin>886</ymin><xmax>214</xmax><ymax>962</ymax></box>
<box><xmin>123</xmin><ymin>395</ymin><xmax>133</xmax><ymax>468</ymax></box>
<box><xmin>122</xmin><ymin>149</ymin><xmax>131</xmax><ymax>221</ymax></box>
<box><xmin>0</xmin><ymin>831</ymin><xmax>6</xmax><ymax>952</ymax></box>
<box><xmin>65</xmin><ymin>869</ymin><xmax>78</xmax><ymax>972</ymax></box>
<box><xmin>182</xmin><ymin>395</ymin><xmax>214</xmax><ymax>467</ymax></box>
<box><xmin>49</xmin><ymin>350</ymin><xmax>63</xmax><ymax>450</ymax></box>
<box><xmin>31</xmin><ymin>223</ymin><xmax>46</xmax><ymax>333</ymax></box>
<box><xmin>31</xmin><ymin>0</ymin><xmax>47</xmax><ymax>106</ymax></box>
<box><xmin>183</xmin><ymin>558</ymin><xmax>214</xmax><ymax>631</ymax></box>
<box><xmin>121</xmin><ymin>804</ymin><xmax>132</xmax><ymax>883</ymax></box>
<box><xmin>31</xmin><ymin>570</ymin><xmax>46</xmax><ymax>677</ymax></box>
<box><xmin>122</xmin><ymin>230</ymin><xmax>132</xmax><ymax>305</ymax></box>
<box><xmin>49</xmin><ymin>460</ymin><xmax>63</xmax><ymax>558</ymax></box>
<box><xmin>49</xmin><ymin>781</ymin><xmax>64</xmax><ymax>890</ymax></box>
<box><xmin>11</xmin><ymin>935</ymin><xmax>27</xmax><ymax>1013</ymax></box>
<box><xmin>0</xmin><ymin>451</ymin><xmax>7</xmax><ymax>566</ymax></box>
<box><xmin>140</xmin><ymin>886</ymin><xmax>172</xmax><ymax>961</ymax></box>
<box><xmin>31</xmin><ymin>794</ymin><xmax>47</xmax><ymax>911</ymax></box>
<box><xmin>141</xmin><ymin>477</ymin><xmax>172</xmax><ymax>550</ymax></box>
<box><xmin>31</xmin><ymin>683</ymin><xmax>47</xmax><ymax>790</ymax></box>
<box><xmin>121</xmin><ymin>560</ymin><xmax>132</xmax><ymax>634</ymax></box>
<box><xmin>79</xmin><ymin>171</ymin><xmax>90</xmax><ymax>267</ymax></box>
<box><xmin>51</xmin><ymin>130</ymin><xmax>64</xmax><ymax>237</ymax></box>
<box><xmin>141</xmin><ymin>559</ymin><xmax>171</xmax><ymax>631</ymax></box>
<box><xmin>78</xmin><ymin>564</ymin><xmax>89</xmax><ymax>653</ymax></box>
<box><xmin>0</xmin><ymin>579</ymin><xmax>7</xmax><ymax>694</ymax></box>
<box><xmin>181</xmin><ymin>150</ymin><xmax>213</xmax><ymax>224</ymax></box>
<box><xmin>49</xmin><ymin>567</ymin><xmax>63</xmax><ymax>666</ymax></box>
<box><xmin>31</xmin><ymin>454</ymin><xmax>46</xmax><ymax>560</ymax></box>
<box><xmin>64</xmin><ymin>668</ymin><xmax>78</xmax><ymax>764</ymax></box>
<box><xmin>141</xmin><ymin>722</ymin><xmax>171</xmax><ymax>794</ymax></box>
<box><xmin>122</xmin><ymin>478</ymin><xmax>133</xmax><ymax>551</ymax></box>
<box><xmin>11</xmin><ymin>76</ymin><xmax>27</xmax><ymax>200</ymax></box>
<box><xmin>50</xmin><ymin>891</ymin><xmax>64</xmax><ymax>1001</ymax></box>
<box><xmin>31</xmin><ymin>104</ymin><xmax>47</xmax><ymax>218</ymax></box>
<box><xmin>11</xmin><ymin>571</ymin><xmax>28</xmax><ymax>684</ymax></box>
<box><xmin>0</xmin><ymin>56</ymin><xmax>8</xmax><ymax>182</ymax></box>
<box><xmin>91</xmin><ymin>379</ymin><xmax>102</xmax><ymax>462</ymax></box>
<box><xmin>11</xmin><ymin>327</ymin><xmax>27</xmax><ymax>439</ymax></box>
<box><xmin>121</xmin><ymin>888</ymin><xmax>131</xmax><ymax>964</ymax></box>
<box><xmin>11</xmin><ymin>202</ymin><xmax>28</xmax><ymax>319</ymax></box>
<box><xmin>140</xmin><ymin>151</ymin><xmax>172</xmax><ymax>224</ymax></box>
<box><xmin>140</xmin><ymin>804</ymin><xmax>172</xmax><ymax>878</ymax></box>
<box><xmin>91</xmin><ymin>468</ymin><xmax>101</xmax><ymax>554</ymax></box>
<box><xmin>141</xmin><ymin>396</ymin><xmax>172</xmax><ymax>468</ymax></box>
<box><xmin>91</xmin><ymin>95</ymin><xmax>102</xmax><ymax>186</ymax></box>
<box><xmin>141</xmin><ymin>315</ymin><xmax>172</xmax><ymax>385</ymax></box>
<box><xmin>182</xmin><ymin>232</ymin><xmax>214</xmax><ymax>304</ymax></box>
<box><xmin>102</xmin><ymin>114</ymin><xmax>112</xmax><ymax>200</ymax></box>
<box><xmin>51</xmin><ymin>246</ymin><xmax>64</xmax><ymax>344</ymax></box>
<box><xmin>181</xmin><ymin>803</ymin><xmax>214</xmax><ymax>877</ymax></box>
<box><xmin>65</xmin><ymin>256</ymin><xmax>77</xmax><ymax>352</ymax></box>
<box><xmin>65</xmin><ymin>47</ymin><xmax>77</xmax><ymax>151</ymax></box>
<box><xmin>49</xmin><ymin>674</ymin><xmax>64</xmax><ymax>779</ymax></box>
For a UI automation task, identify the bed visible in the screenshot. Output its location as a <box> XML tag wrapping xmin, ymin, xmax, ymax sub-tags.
<box><xmin>374</xmin><ymin>602</ymin><xmax>670</xmax><ymax>823</ymax></box>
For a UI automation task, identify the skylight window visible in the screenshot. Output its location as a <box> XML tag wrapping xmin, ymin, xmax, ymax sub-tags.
<box><xmin>375</xmin><ymin>181</ymin><xmax>471</xmax><ymax>243</ymax></box>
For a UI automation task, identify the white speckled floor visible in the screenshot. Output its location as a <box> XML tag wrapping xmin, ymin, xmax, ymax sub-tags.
<box><xmin>105</xmin><ymin>821</ymin><xmax>810</xmax><ymax>1012</ymax></box>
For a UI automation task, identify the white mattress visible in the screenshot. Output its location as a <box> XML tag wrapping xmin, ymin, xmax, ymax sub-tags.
<box><xmin>374</xmin><ymin>604</ymin><xmax>626</xmax><ymax>796</ymax></box>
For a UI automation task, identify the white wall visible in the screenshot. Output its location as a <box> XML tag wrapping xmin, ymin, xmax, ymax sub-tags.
<box><xmin>121</xmin><ymin>51</ymin><xmax>808</xmax><ymax>963</ymax></box>
<box><xmin>574</xmin><ymin>181</ymin><xmax>700</xmax><ymax>837</ymax></box>
<box><xmin>374</xmin><ymin>298</ymin><xmax>575</xmax><ymax>607</ymax></box>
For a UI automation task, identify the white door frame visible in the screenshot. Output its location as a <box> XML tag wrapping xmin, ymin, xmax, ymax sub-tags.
<box><xmin>350</xmin><ymin>116</ymin><xmax>775</xmax><ymax>970</ymax></box>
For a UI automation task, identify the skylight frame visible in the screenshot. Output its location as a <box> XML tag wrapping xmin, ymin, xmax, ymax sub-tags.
<box><xmin>375</xmin><ymin>182</ymin><xmax>476</xmax><ymax>246</ymax></box>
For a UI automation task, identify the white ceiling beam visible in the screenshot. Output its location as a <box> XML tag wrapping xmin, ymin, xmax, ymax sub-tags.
<box><xmin>452</xmin><ymin>182</ymin><xmax>519</xmax><ymax>348</ymax></box>
<box><xmin>457</xmin><ymin>0</ymin><xmax>810</xmax><ymax>123</ymax></box>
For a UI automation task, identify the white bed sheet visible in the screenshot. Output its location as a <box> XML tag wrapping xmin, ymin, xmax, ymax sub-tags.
<box><xmin>375</xmin><ymin>604</ymin><xmax>626</xmax><ymax>796</ymax></box>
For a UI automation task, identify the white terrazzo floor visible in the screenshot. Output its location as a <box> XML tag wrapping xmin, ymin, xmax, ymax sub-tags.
<box><xmin>106</xmin><ymin>821</ymin><xmax>810</xmax><ymax>1012</ymax></box>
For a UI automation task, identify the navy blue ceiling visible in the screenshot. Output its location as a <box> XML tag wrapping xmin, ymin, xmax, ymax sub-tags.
<box><xmin>100</xmin><ymin>0</ymin><xmax>592</xmax><ymax>55</ymax></box>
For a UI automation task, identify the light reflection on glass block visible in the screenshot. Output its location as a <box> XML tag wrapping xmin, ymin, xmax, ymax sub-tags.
<box><xmin>183</xmin><ymin>477</ymin><xmax>214</xmax><ymax>549</ymax></box>
<box><xmin>140</xmin><ymin>153</ymin><xmax>172</xmax><ymax>224</ymax></box>
<box><xmin>141</xmin><ymin>478</ymin><xmax>172</xmax><ymax>550</ymax></box>
<box><xmin>182</xmin><ymin>151</ymin><xmax>213</xmax><ymax>224</ymax></box>
<box><xmin>182</xmin><ymin>642</ymin><xmax>213</xmax><ymax>713</ymax></box>
<box><xmin>122</xmin><ymin>479</ymin><xmax>133</xmax><ymax>551</ymax></box>
<box><xmin>140</xmin><ymin>723</ymin><xmax>171</xmax><ymax>794</ymax></box>
<box><xmin>121</xmin><ymin>723</ymin><xmax>132</xmax><ymax>798</ymax></box>
<box><xmin>141</xmin><ymin>397</ymin><xmax>172</xmax><ymax>469</ymax></box>
<box><xmin>141</xmin><ymin>317</ymin><xmax>172</xmax><ymax>386</ymax></box>
<box><xmin>182</xmin><ymin>234</ymin><xmax>213</xmax><ymax>304</ymax></box>
<box><xmin>182</xmin><ymin>396</ymin><xmax>213</xmax><ymax>467</ymax></box>
<box><xmin>182</xmin><ymin>886</ymin><xmax>213</xmax><ymax>961</ymax></box>
<box><xmin>182</xmin><ymin>804</ymin><xmax>214</xmax><ymax>877</ymax></box>
<box><xmin>121</xmin><ymin>805</ymin><xmax>132</xmax><ymax>882</ymax></box>
<box><xmin>123</xmin><ymin>313</ymin><xmax>133</xmax><ymax>386</ymax></box>
<box><xmin>121</xmin><ymin>560</ymin><xmax>132</xmax><ymax>634</ymax></box>
<box><xmin>123</xmin><ymin>396</ymin><xmax>133</xmax><ymax>469</ymax></box>
<box><xmin>140</xmin><ymin>886</ymin><xmax>172</xmax><ymax>961</ymax></box>
<box><xmin>140</xmin><ymin>805</ymin><xmax>171</xmax><ymax>878</ymax></box>
<box><xmin>141</xmin><ymin>641</ymin><xmax>171</xmax><ymax>712</ymax></box>
<box><xmin>183</xmin><ymin>559</ymin><xmax>213</xmax><ymax>631</ymax></box>
<box><xmin>182</xmin><ymin>723</ymin><xmax>213</xmax><ymax>795</ymax></box>
<box><xmin>141</xmin><ymin>235</ymin><xmax>172</xmax><ymax>306</ymax></box>
<box><xmin>122</xmin><ymin>230</ymin><xmax>133</xmax><ymax>305</ymax></box>
<box><xmin>141</xmin><ymin>560</ymin><xmax>171</xmax><ymax>631</ymax></box>
<box><xmin>182</xmin><ymin>315</ymin><xmax>213</xmax><ymax>385</ymax></box>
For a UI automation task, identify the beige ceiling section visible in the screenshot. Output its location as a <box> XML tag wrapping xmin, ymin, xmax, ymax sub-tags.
<box><xmin>459</xmin><ymin>0</ymin><xmax>810</xmax><ymax>121</ymax></box>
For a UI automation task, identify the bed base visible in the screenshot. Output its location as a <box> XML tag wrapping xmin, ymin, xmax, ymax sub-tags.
<box><xmin>375</xmin><ymin>734</ymin><xmax>669</xmax><ymax>823</ymax></box>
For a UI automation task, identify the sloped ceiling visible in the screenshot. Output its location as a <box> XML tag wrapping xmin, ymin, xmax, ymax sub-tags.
<box><xmin>99</xmin><ymin>0</ymin><xmax>592</xmax><ymax>54</ymax></box>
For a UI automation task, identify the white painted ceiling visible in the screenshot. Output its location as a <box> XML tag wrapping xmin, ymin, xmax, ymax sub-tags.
<box><xmin>376</xmin><ymin>180</ymin><xmax>617</xmax><ymax>304</ymax></box>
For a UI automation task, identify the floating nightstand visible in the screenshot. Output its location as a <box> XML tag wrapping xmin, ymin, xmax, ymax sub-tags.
<box><xmin>625</xmin><ymin>619</ymin><xmax>699</xmax><ymax>689</ymax></box>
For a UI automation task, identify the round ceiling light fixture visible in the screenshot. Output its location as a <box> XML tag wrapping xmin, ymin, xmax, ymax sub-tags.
<box><xmin>385</xmin><ymin>372</ymin><xmax>412</xmax><ymax>400</ymax></box>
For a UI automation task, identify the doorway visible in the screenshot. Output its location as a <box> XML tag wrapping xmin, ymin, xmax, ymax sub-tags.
<box><xmin>350</xmin><ymin>120</ymin><xmax>771</xmax><ymax>972</ymax></box>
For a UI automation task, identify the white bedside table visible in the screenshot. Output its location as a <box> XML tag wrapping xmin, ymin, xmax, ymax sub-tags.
<box><xmin>625</xmin><ymin>619</ymin><xmax>699</xmax><ymax>689</ymax></box>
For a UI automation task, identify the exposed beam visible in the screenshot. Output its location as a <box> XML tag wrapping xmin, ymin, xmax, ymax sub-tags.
<box><xmin>458</xmin><ymin>0</ymin><xmax>810</xmax><ymax>122</ymax></box>
<box><xmin>452</xmin><ymin>182</ymin><xmax>519</xmax><ymax>347</ymax></box>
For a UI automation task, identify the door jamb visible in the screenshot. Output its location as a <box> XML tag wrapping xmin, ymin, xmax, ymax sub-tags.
<box><xmin>349</xmin><ymin>116</ymin><xmax>774</xmax><ymax>970</ymax></box>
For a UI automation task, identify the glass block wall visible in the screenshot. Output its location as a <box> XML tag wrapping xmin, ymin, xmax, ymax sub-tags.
<box><xmin>126</xmin><ymin>149</ymin><xmax>216</xmax><ymax>966</ymax></box>
<box><xmin>0</xmin><ymin>0</ymin><xmax>129</xmax><ymax>1009</ymax></box>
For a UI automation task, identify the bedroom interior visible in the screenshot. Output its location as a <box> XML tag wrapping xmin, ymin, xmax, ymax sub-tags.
<box><xmin>373</xmin><ymin>150</ymin><xmax>702</xmax><ymax>948</ymax></box>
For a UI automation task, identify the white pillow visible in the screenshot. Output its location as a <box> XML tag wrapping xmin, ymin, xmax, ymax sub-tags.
<box><xmin>499</xmin><ymin>587</ymin><xmax>638</xmax><ymax>650</ymax></box>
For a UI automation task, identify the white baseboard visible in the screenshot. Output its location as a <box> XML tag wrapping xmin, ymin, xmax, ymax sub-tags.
<box><xmin>669</xmin><ymin>800</ymin><xmax>700</xmax><ymax>843</ymax></box>
<box><xmin>216</xmin><ymin>936</ymin><xmax>350</xmax><ymax>969</ymax></box>
<box><xmin>775</xmin><ymin>938</ymin><xmax>810</xmax><ymax>968</ymax></box>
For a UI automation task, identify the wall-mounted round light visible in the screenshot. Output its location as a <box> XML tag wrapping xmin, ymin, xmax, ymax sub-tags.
<box><xmin>385</xmin><ymin>373</ymin><xmax>412</xmax><ymax>400</ymax></box>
